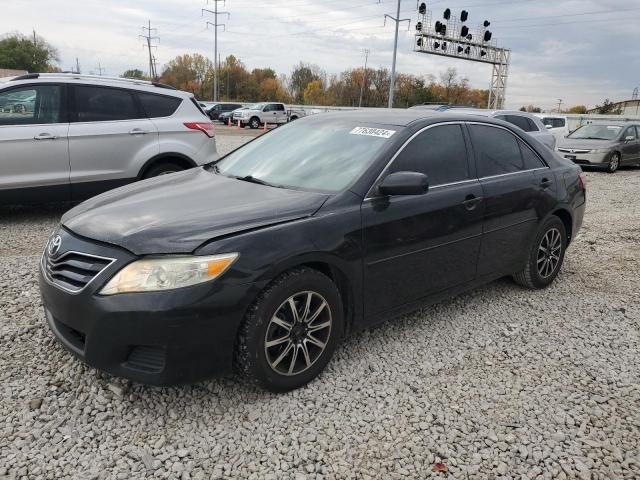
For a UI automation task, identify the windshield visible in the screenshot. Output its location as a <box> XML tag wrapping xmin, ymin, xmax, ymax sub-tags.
<box><xmin>215</xmin><ymin>120</ymin><xmax>397</xmax><ymax>192</ymax></box>
<box><xmin>251</xmin><ymin>103</ymin><xmax>267</xmax><ymax>110</ymax></box>
<box><xmin>568</xmin><ymin>124</ymin><xmax>622</xmax><ymax>140</ymax></box>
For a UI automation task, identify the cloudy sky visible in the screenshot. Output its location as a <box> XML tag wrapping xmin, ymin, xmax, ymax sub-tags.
<box><xmin>3</xmin><ymin>0</ymin><xmax>638</xmax><ymax>110</ymax></box>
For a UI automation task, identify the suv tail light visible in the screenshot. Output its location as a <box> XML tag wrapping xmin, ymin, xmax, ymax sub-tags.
<box><xmin>184</xmin><ymin>122</ymin><xmax>215</xmax><ymax>138</ymax></box>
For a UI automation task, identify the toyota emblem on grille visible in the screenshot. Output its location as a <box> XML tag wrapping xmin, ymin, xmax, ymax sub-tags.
<box><xmin>48</xmin><ymin>235</ymin><xmax>62</xmax><ymax>256</ymax></box>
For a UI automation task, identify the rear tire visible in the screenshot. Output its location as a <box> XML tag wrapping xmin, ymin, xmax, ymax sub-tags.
<box><xmin>235</xmin><ymin>268</ymin><xmax>344</xmax><ymax>392</ymax></box>
<box><xmin>513</xmin><ymin>216</ymin><xmax>567</xmax><ymax>289</ymax></box>
<box><xmin>142</xmin><ymin>161</ymin><xmax>185</xmax><ymax>179</ymax></box>
<box><xmin>607</xmin><ymin>152</ymin><xmax>620</xmax><ymax>173</ymax></box>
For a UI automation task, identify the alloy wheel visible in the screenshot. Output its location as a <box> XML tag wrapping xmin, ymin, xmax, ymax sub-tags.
<box><xmin>609</xmin><ymin>154</ymin><xmax>620</xmax><ymax>172</ymax></box>
<box><xmin>537</xmin><ymin>227</ymin><xmax>562</xmax><ymax>278</ymax></box>
<box><xmin>264</xmin><ymin>291</ymin><xmax>332</xmax><ymax>376</ymax></box>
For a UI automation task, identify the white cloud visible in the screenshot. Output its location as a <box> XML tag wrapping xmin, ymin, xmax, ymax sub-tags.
<box><xmin>2</xmin><ymin>0</ymin><xmax>636</xmax><ymax>108</ymax></box>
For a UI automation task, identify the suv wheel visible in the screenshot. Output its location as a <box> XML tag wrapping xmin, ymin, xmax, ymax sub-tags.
<box><xmin>249</xmin><ymin>117</ymin><xmax>261</xmax><ymax>129</ymax></box>
<box><xmin>607</xmin><ymin>152</ymin><xmax>620</xmax><ymax>173</ymax></box>
<box><xmin>235</xmin><ymin>268</ymin><xmax>344</xmax><ymax>392</ymax></box>
<box><xmin>513</xmin><ymin>216</ymin><xmax>567</xmax><ymax>289</ymax></box>
<box><xmin>142</xmin><ymin>161</ymin><xmax>185</xmax><ymax>179</ymax></box>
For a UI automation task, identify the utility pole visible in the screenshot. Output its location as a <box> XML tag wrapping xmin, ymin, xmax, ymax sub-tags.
<box><xmin>94</xmin><ymin>62</ymin><xmax>105</xmax><ymax>76</ymax></box>
<box><xmin>140</xmin><ymin>20</ymin><xmax>159</xmax><ymax>80</ymax></box>
<box><xmin>384</xmin><ymin>0</ymin><xmax>410</xmax><ymax>108</ymax></box>
<box><xmin>556</xmin><ymin>98</ymin><xmax>563</xmax><ymax>113</ymax></box>
<box><xmin>358</xmin><ymin>49</ymin><xmax>370</xmax><ymax>108</ymax></box>
<box><xmin>203</xmin><ymin>1</ymin><xmax>230</xmax><ymax>102</ymax></box>
<box><xmin>75</xmin><ymin>58</ymin><xmax>81</xmax><ymax>74</ymax></box>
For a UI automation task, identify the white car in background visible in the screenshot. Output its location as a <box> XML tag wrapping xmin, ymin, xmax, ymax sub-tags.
<box><xmin>534</xmin><ymin>114</ymin><xmax>569</xmax><ymax>143</ymax></box>
<box><xmin>0</xmin><ymin>73</ymin><xmax>217</xmax><ymax>204</ymax></box>
<box><xmin>453</xmin><ymin>109</ymin><xmax>557</xmax><ymax>150</ymax></box>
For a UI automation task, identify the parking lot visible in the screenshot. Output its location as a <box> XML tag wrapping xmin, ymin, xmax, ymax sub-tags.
<box><xmin>1</xmin><ymin>132</ymin><xmax>639</xmax><ymax>479</ymax></box>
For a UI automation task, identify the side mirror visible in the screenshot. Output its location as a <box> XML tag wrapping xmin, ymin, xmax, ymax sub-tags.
<box><xmin>378</xmin><ymin>171</ymin><xmax>429</xmax><ymax>196</ymax></box>
<box><xmin>545</xmin><ymin>124</ymin><xmax>553</xmax><ymax>129</ymax></box>
<box><xmin>625</xmin><ymin>135</ymin><xmax>635</xmax><ymax>143</ymax></box>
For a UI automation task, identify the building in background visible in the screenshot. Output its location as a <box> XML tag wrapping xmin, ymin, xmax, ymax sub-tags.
<box><xmin>587</xmin><ymin>99</ymin><xmax>640</xmax><ymax>116</ymax></box>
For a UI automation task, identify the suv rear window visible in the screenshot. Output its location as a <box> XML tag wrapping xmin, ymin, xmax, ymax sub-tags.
<box><xmin>499</xmin><ymin>114</ymin><xmax>537</xmax><ymax>132</ymax></box>
<box><xmin>138</xmin><ymin>92</ymin><xmax>181</xmax><ymax>118</ymax></box>
<box><xmin>74</xmin><ymin>85</ymin><xmax>142</xmax><ymax>122</ymax></box>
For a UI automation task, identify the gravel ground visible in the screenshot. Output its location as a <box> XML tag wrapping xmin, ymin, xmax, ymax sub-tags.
<box><xmin>1</xmin><ymin>136</ymin><xmax>639</xmax><ymax>479</ymax></box>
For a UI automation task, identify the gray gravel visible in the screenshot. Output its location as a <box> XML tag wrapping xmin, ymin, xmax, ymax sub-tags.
<box><xmin>1</xmin><ymin>137</ymin><xmax>639</xmax><ymax>479</ymax></box>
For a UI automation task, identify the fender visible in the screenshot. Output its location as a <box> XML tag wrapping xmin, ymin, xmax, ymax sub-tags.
<box><xmin>138</xmin><ymin>152</ymin><xmax>197</xmax><ymax>179</ymax></box>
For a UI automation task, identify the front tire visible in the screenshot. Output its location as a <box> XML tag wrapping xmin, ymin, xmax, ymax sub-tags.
<box><xmin>607</xmin><ymin>152</ymin><xmax>620</xmax><ymax>173</ymax></box>
<box><xmin>235</xmin><ymin>268</ymin><xmax>344</xmax><ymax>392</ymax></box>
<box><xmin>513</xmin><ymin>216</ymin><xmax>567</xmax><ymax>289</ymax></box>
<box><xmin>249</xmin><ymin>117</ymin><xmax>261</xmax><ymax>129</ymax></box>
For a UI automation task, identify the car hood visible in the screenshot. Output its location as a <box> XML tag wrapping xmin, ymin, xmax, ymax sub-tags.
<box><xmin>557</xmin><ymin>138</ymin><xmax>614</xmax><ymax>149</ymax></box>
<box><xmin>62</xmin><ymin>167</ymin><xmax>329</xmax><ymax>255</ymax></box>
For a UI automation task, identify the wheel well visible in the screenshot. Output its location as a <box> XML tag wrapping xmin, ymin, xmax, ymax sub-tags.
<box><xmin>139</xmin><ymin>155</ymin><xmax>196</xmax><ymax>179</ymax></box>
<box><xmin>552</xmin><ymin>209</ymin><xmax>573</xmax><ymax>244</ymax></box>
<box><xmin>299</xmin><ymin>262</ymin><xmax>355</xmax><ymax>335</ymax></box>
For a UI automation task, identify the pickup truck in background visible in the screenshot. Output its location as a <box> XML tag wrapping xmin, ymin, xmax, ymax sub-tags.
<box><xmin>232</xmin><ymin>102</ymin><xmax>306</xmax><ymax>129</ymax></box>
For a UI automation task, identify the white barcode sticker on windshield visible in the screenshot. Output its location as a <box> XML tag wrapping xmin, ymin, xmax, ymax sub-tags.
<box><xmin>349</xmin><ymin>127</ymin><xmax>396</xmax><ymax>138</ymax></box>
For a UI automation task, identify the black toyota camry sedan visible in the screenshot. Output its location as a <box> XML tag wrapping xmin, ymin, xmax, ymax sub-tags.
<box><xmin>39</xmin><ymin>110</ymin><xmax>586</xmax><ymax>392</ymax></box>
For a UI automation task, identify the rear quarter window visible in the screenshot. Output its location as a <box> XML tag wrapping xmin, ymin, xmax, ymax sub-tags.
<box><xmin>138</xmin><ymin>92</ymin><xmax>182</xmax><ymax>118</ymax></box>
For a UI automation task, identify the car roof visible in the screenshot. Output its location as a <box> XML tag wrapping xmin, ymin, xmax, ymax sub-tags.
<box><xmin>304</xmin><ymin>109</ymin><xmax>516</xmax><ymax>127</ymax></box>
<box><xmin>1</xmin><ymin>73</ymin><xmax>192</xmax><ymax>98</ymax></box>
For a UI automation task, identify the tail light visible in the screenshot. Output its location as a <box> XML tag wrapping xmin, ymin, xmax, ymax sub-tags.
<box><xmin>578</xmin><ymin>172</ymin><xmax>586</xmax><ymax>191</ymax></box>
<box><xmin>184</xmin><ymin>122</ymin><xmax>215</xmax><ymax>138</ymax></box>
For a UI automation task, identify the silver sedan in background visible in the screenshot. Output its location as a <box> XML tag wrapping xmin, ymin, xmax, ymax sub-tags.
<box><xmin>556</xmin><ymin>123</ymin><xmax>640</xmax><ymax>173</ymax></box>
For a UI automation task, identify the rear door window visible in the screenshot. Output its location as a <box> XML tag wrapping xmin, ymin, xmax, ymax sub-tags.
<box><xmin>74</xmin><ymin>85</ymin><xmax>142</xmax><ymax>122</ymax></box>
<box><xmin>519</xmin><ymin>140</ymin><xmax>546</xmax><ymax>169</ymax></box>
<box><xmin>390</xmin><ymin>124</ymin><xmax>470</xmax><ymax>186</ymax></box>
<box><xmin>138</xmin><ymin>92</ymin><xmax>181</xmax><ymax>118</ymax></box>
<box><xmin>469</xmin><ymin>124</ymin><xmax>527</xmax><ymax>177</ymax></box>
<box><xmin>0</xmin><ymin>85</ymin><xmax>62</xmax><ymax>125</ymax></box>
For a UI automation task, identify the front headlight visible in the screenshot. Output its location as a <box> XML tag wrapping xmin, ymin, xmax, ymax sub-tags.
<box><xmin>100</xmin><ymin>253</ymin><xmax>238</xmax><ymax>295</ymax></box>
<box><xmin>590</xmin><ymin>148</ymin><xmax>610</xmax><ymax>154</ymax></box>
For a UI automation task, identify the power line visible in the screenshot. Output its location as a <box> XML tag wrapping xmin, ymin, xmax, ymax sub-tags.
<box><xmin>140</xmin><ymin>20</ymin><xmax>159</xmax><ymax>80</ymax></box>
<box><xmin>203</xmin><ymin>0</ymin><xmax>230</xmax><ymax>101</ymax></box>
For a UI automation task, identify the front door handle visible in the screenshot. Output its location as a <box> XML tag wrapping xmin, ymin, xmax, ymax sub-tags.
<box><xmin>34</xmin><ymin>133</ymin><xmax>58</xmax><ymax>140</ymax></box>
<box><xmin>129</xmin><ymin>128</ymin><xmax>148</xmax><ymax>135</ymax></box>
<box><xmin>462</xmin><ymin>194</ymin><xmax>482</xmax><ymax>211</ymax></box>
<box><xmin>540</xmin><ymin>178</ymin><xmax>552</xmax><ymax>189</ymax></box>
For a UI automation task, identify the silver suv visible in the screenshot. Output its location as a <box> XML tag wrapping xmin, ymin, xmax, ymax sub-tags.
<box><xmin>0</xmin><ymin>73</ymin><xmax>218</xmax><ymax>204</ymax></box>
<box><xmin>453</xmin><ymin>109</ymin><xmax>557</xmax><ymax>150</ymax></box>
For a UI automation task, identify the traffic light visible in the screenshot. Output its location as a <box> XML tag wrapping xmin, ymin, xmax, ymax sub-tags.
<box><xmin>418</xmin><ymin>2</ymin><xmax>427</xmax><ymax>14</ymax></box>
<box><xmin>460</xmin><ymin>10</ymin><xmax>468</xmax><ymax>22</ymax></box>
<box><xmin>484</xmin><ymin>30</ymin><xmax>492</xmax><ymax>42</ymax></box>
<box><xmin>416</xmin><ymin>21</ymin><xmax>423</xmax><ymax>31</ymax></box>
<box><xmin>483</xmin><ymin>20</ymin><xmax>491</xmax><ymax>27</ymax></box>
<box><xmin>461</xmin><ymin>26</ymin><xmax>469</xmax><ymax>37</ymax></box>
<box><xmin>444</xmin><ymin>8</ymin><xmax>451</xmax><ymax>20</ymax></box>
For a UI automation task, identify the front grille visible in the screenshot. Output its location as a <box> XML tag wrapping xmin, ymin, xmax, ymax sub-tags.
<box><xmin>43</xmin><ymin>251</ymin><xmax>114</xmax><ymax>293</ymax></box>
<box><xmin>125</xmin><ymin>346</ymin><xmax>167</xmax><ymax>373</ymax></box>
<box><xmin>558</xmin><ymin>148</ymin><xmax>591</xmax><ymax>154</ymax></box>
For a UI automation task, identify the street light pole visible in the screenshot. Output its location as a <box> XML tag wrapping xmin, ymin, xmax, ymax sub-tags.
<box><xmin>385</xmin><ymin>0</ymin><xmax>410</xmax><ymax>109</ymax></box>
<box><xmin>358</xmin><ymin>49</ymin><xmax>370</xmax><ymax>108</ymax></box>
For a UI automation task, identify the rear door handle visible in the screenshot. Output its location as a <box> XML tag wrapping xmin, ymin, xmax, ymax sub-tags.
<box><xmin>129</xmin><ymin>128</ymin><xmax>148</xmax><ymax>135</ymax></box>
<box><xmin>34</xmin><ymin>133</ymin><xmax>58</xmax><ymax>140</ymax></box>
<box><xmin>540</xmin><ymin>178</ymin><xmax>553</xmax><ymax>189</ymax></box>
<box><xmin>462</xmin><ymin>194</ymin><xmax>483</xmax><ymax>211</ymax></box>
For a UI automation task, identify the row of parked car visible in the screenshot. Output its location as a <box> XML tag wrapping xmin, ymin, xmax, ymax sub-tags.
<box><xmin>1</xmin><ymin>73</ymin><xmax>638</xmax><ymax>206</ymax></box>
<box><xmin>199</xmin><ymin>101</ymin><xmax>308</xmax><ymax>128</ymax></box>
